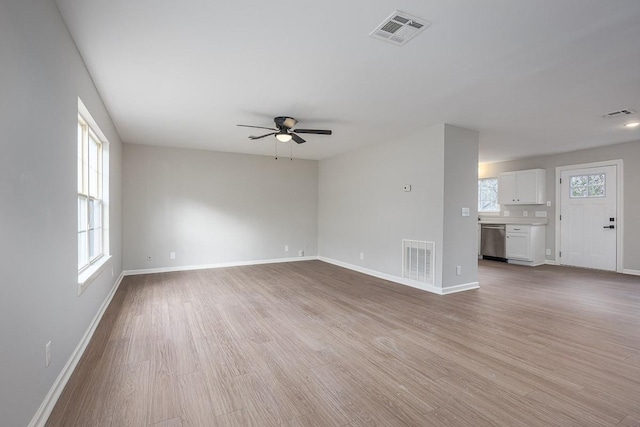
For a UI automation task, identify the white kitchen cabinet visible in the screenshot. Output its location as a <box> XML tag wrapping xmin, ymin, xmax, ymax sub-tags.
<box><xmin>498</xmin><ymin>169</ymin><xmax>546</xmax><ymax>205</ymax></box>
<box><xmin>506</xmin><ymin>224</ymin><xmax>545</xmax><ymax>266</ymax></box>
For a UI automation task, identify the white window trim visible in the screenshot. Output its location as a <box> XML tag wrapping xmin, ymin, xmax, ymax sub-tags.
<box><xmin>78</xmin><ymin>97</ymin><xmax>110</xmax><ymax>296</ymax></box>
<box><xmin>78</xmin><ymin>255</ymin><xmax>112</xmax><ymax>295</ymax></box>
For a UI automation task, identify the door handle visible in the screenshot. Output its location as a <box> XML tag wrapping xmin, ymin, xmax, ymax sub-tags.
<box><xmin>603</xmin><ymin>225</ymin><xmax>615</xmax><ymax>229</ymax></box>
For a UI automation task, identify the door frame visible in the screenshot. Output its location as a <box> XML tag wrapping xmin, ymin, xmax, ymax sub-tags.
<box><xmin>555</xmin><ymin>159</ymin><xmax>624</xmax><ymax>273</ymax></box>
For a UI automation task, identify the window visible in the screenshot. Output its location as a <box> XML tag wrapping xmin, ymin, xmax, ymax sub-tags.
<box><xmin>570</xmin><ymin>173</ymin><xmax>605</xmax><ymax>198</ymax></box>
<box><xmin>77</xmin><ymin>98</ymin><xmax>109</xmax><ymax>290</ymax></box>
<box><xmin>478</xmin><ymin>178</ymin><xmax>500</xmax><ymax>212</ymax></box>
<box><xmin>78</xmin><ymin>115</ymin><xmax>104</xmax><ymax>271</ymax></box>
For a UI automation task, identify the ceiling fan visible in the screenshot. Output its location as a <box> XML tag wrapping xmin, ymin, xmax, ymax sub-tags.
<box><xmin>237</xmin><ymin>116</ymin><xmax>332</xmax><ymax>144</ymax></box>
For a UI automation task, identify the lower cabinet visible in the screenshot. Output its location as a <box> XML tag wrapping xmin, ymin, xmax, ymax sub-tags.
<box><xmin>506</xmin><ymin>225</ymin><xmax>545</xmax><ymax>266</ymax></box>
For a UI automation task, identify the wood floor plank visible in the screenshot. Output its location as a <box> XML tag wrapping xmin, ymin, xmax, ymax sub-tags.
<box><xmin>617</xmin><ymin>415</ymin><xmax>640</xmax><ymax>427</ymax></box>
<box><xmin>148</xmin><ymin>340</ymin><xmax>181</xmax><ymax>425</ymax></box>
<box><xmin>176</xmin><ymin>372</ymin><xmax>216</xmax><ymax>427</ymax></box>
<box><xmin>149</xmin><ymin>416</ymin><xmax>183</xmax><ymax>427</ymax></box>
<box><xmin>110</xmin><ymin>360</ymin><xmax>151</xmax><ymax>427</ymax></box>
<box><xmin>46</xmin><ymin>260</ymin><xmax>640</xmax><ymax>427</ymax></box>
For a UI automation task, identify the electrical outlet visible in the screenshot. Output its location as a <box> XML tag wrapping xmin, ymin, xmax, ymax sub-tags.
<box><xmin>45</xmin><ymin>341</ymin><xmax>51</xmax><ymax>367</ymax></box>
<box><xmin>111</xmin><ymin>268</ymin><xmax>114</xmax><ymax>277</ymax></box>
<box><xmin>546</xmin><ymin>249</ymin><xmax>551</xmax><ymax>256</ymax></box>
<box><xmin>298</xmin><ymin>250</ymin><xmax>304</xmax><ymax>257</ymax></box>
<box><xmin>147</xmin><ymin>256</ymin><xmax>152</xmax><ymax>261</ymax></box>
<box><xmin>523</xmin><ymin>211</ymin><xmax>528</xmax><ymax>217</ymax></box>
<box><xmin>456</xmin><ymin>266</ymin><xmax>462</xmax><ymax>276</ymax></box>
<box><xmin>360</xmin><ymin>252</ymin><xmax>364</xmax><ymax>260</ymax></box>
<box><xmin>170</xmin><ymin>252</ymin><xmax>176</xmax><ymax>259</ymax></box>
<box><xmin>284</xmin><ymin>245</ymin><xmax>289</xmax><ymax>252</ymax></box>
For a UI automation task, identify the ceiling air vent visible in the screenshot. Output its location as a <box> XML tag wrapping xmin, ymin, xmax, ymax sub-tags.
<box><xmin>370</xmin><ymin>11</ymin><xmax>431</xmax><ymax>46</ymax></box>
<box><xmin>601</xmin><ymin>109</ymin><xmax>636</xmax><ymax>119</ymax></box>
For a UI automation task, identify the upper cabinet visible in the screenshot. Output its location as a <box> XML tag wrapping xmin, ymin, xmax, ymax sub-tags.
<box><xmin>498</xmin><ymin>169</ymin><xmax>546</xmax><ymax>205</ymax></box>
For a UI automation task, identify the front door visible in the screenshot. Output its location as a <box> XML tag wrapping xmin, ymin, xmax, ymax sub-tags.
<box><xmin>560</xmin><ymin>165</ymin><xmax>617</xmax><ymax>271</ymax></box>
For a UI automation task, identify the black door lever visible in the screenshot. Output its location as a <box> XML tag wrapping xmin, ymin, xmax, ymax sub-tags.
<box><xmin>603</xmin><ymin>225</ymin><xmax>615</xmax><ymax>229</ymax></box>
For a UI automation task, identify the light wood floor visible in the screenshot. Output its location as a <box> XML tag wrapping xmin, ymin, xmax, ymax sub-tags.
<box><xmin>47</xmin><ymin>260</ymin><xmax>640</xmax><ymax>426</ymax></box>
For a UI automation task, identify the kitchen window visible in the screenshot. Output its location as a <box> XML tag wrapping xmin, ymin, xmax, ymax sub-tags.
<box><xmin>478</xmin><ymin>178</ymin><xmax>500</xmax><ymax>212</ymax></box>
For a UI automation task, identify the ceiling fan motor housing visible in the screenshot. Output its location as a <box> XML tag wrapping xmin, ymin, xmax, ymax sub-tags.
<box><xmin>274</xmin><ymin>116</ymin><xmax>297</xmax><ymax>130</ymax></box>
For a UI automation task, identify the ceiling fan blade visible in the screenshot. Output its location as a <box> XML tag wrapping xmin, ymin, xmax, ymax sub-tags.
<box><xmin>291</xmin><ymin>133</ymin><xmax>306</xmax><ymax>144</ymax></box>
<box><xmin>237</xmin><ymin>124</ymin><xmax>277</xmax><ymax>131</ymax></box>
<box><xmin>248</xmin><ymin>132</ymin><xmax>277</xmax><ymax>140</ymax></box>
<box><xmin>291</xmin><ymin>129</ymin><xmax>332</xmax><ymax>135</ymax></box>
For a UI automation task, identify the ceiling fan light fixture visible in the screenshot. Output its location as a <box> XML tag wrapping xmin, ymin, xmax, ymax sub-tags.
<box><xmin>276</xmin><ymin>133</ymin><xmax>292</xmax><ymax>142</ymax></box>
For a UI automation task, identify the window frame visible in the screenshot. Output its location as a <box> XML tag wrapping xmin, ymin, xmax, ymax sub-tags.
<box><xmin>478</xmin><ymin>177</ymin><xmax>500</xmax><ymax>213</ymax></box>
<box><xmin>77</xmin><ymin>98</ymin><xmax>111</xmax><ymax>295</ymax></box>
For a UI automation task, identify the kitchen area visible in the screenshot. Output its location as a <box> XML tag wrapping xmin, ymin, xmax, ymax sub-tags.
<box><xmin>479</xmin><ymin>168</ymin><xmax>548</xmax><ymax>267</ymax></box>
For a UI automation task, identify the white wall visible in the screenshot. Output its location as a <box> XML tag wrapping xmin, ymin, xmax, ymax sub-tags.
<box><xmin>123</xmin><ymin>143</ymin><xmax>318</xmax><ymax>271</ymax></box>
<box><xmin>442</xmin><ymin>125</ymin><xmax>480</xmax><ymax>287</ymax></box>
<box><xmin>0</xmin><ymin>1</ymin><xmax>123</xmax><ymax>426</ymax></box>
<box><xmin>318</xmin><ymin>124</ymin><xmax>479</xmax><ymax>291</ymax></box>
<box><xmin>480</xmin><ymin>139</ymin><xmax>640</xmax><ymax>271</ymax></box>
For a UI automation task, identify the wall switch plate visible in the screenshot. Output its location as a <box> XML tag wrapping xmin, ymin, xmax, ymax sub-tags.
<box><xmin>523</xmin><ymin>211</ymin><xmax>528</xmax><ymax>217</ymax></box>
<box><xmin>360</xmin><ymin>252</ymin><xmax>364</xmax><ymax>260</ymax></box>
<box><xmin>461</xmin><ymin>207</ymin><xmax>470</xmax><ymax>217</ymax></box>
<box><xmin>546</xmin><ymin>249</ymin><xmax>551</xmax><ymax>256</ymax></box>
<box><xmin>170</xmin><ymin>252</ymin><xmax>176</xmax><ymax>259</ymax></box>
<box><xmin>535</xmin><ymin>211</ymin><xmax>547</xmax><ymax>217</ymax></box>
<box><xmin>503</xmin><ymin>211</ymin><xmax>510</xmax><ymax>217</ymax></box>
<box><xmin>456</xmin><ymin>266</ymin><xmax>462</xmax><ymax>276</ymax></box>
<box><xmin>147</xmin><ymin>256</ymin><xmax>152</xmax><ymax>261</ymax></box>
<box><xmin>403</xmin><ymin>184</ymin><xmax>411</xmax><ymax>192</ymax></box>
<box><xmin>45</xmin><ymin>341</ymin><xmax>51</xmax><ymax>367</ymax></box>
<box><xmin>284</xmin><ymin>245</ymin><xmax>289</xmax><ymax>252</ymax></box>
<box><xmin>298</xmin><ymin>250</ymin><xmax>304</xmax><ymax>257</ymax></box>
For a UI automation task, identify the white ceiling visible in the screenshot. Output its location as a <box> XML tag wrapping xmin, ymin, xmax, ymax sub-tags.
<box><xmin>55</xmin><ymin>0</ymin><xmax>640</xmax><ymax>162</ymax></box>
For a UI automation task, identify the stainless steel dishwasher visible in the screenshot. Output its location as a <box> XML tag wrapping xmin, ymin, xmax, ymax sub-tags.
<box><xmin>481</xmin><ymin>224</ymin><xmax>506</xmax><ymax>261</ymax></box>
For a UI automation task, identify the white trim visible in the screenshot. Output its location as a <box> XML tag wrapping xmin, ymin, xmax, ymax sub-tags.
<box><xmin>123</xmin><ymin>256</ymin><xmax>318</xmax><ymax>276</ymax></box>
<box><xmin>623</xmin><ymin>269</ymin><xmax>640</xmax><ymax>276</ymax></box>
<box><xmin>29</xmin><ymin>271</ymin><xmax>125</xmax><ymax>427</ymax></box>
<box><xmin>545</xmin><ymin>259</ymin><xmax>558</xmax><ymax>266</ymax></box>
<box><xmin>78</xmin><ymin>255</ymin><xmax>112</xmax><ymax>295</ymax></box>
<box><xmin>440</xmin><ymin>281</ymin><xmax>481</xmax><ymax>295</ymax></box>
<box><xmin>318</xmin><ymin>256</ymin><xmax>479</xmax><ymax>295</ymax></box>
<box><xmin>555</xmin><ymin>159</ymin><xmax>624</xmax><ymax>273</ymax></box>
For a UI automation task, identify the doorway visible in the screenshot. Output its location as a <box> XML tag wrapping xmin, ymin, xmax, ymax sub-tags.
<box><xmin>556</xmin><ymin>161</ymin><xmax>623</xmax><ymax>272</ymax></box>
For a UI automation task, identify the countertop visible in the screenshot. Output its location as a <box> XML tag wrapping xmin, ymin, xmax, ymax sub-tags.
<box><xmin>478</xmin><ymin>216</ymin><xmax>548</xmax><ymax>225</ymax></box>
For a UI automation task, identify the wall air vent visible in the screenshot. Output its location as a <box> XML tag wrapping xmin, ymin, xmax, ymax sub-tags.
<box><xmin>402</xmin><ymin>240</ymin><xmax>434</xmax><ymax>285</ymax></box>
<box><xmin>601</xmin><ymin>109</ymin><xmax>636</xmax><ymax>119</ymax></box>
<box><xmin>370</xmin><ymin>11</ymin><xmax>431</xmax><ymax>46</ymax></box>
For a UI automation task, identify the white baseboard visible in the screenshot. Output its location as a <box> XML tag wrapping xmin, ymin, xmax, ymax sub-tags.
<box><xmin>623</xmin><ymin>269</ymin><xmax>640</xmax><ymax>276</ymax></box>
<box><xmin>123</xmin><ymin>256</ymin><xmax>319</xmax><ymax>276</ymax></box>
<box><xmin>28</xmin><ymin>272</ymin><xmax>125</xmax><ymax>427</ymax></box>
<box><xmin>544</xmin><ymin>259</ymin><xmax>558</xmax><ymax>266</ymax></box>
<box><xmin>440</xmin><ymin>281</ymin><xmax>480</xmax><ymax>294</ymax></box>
<box><xmin>318</xmin><ymin>257</ymin><xmax>478</xmax><ymax>295</ymax></box>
